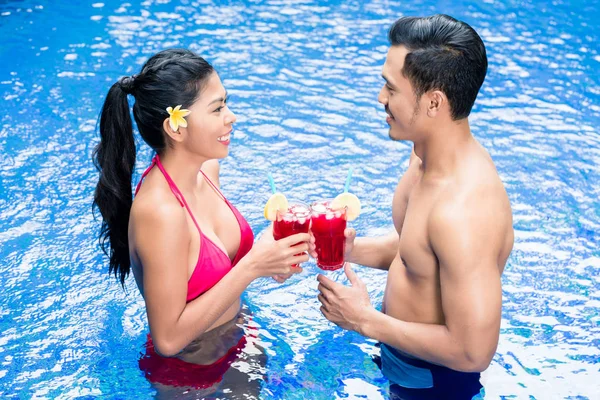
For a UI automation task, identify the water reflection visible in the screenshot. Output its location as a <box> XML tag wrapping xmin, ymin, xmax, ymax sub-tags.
<box><xmin>0</xmin><ymin>0</ymin><xmax>598</xmax><ymax>398</ymax></box>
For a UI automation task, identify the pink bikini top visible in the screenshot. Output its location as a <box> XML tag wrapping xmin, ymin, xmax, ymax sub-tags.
<box><xmin>134</xmin><ymin>155</ymin><xmax>254</xmax><ymax>302</ymax></box>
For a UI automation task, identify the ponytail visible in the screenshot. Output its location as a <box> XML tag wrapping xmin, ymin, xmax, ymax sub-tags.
<box><xmin>93</xmin><ymin>80</ymin><xmax>136</xmax><ymax>286</ymax></box>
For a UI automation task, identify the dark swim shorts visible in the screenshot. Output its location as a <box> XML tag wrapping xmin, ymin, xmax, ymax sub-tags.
<box><xmin>373</xmin><ymin>343</ymin><xmax>483</xmax><ymax>400</ymax></box>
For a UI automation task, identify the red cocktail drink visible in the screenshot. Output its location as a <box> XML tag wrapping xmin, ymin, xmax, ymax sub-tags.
<box><xmin>273</xmin><ymin>201</ymin><xmax>310</xmax><ymax>268</ymax></box>
<box><xmin>310</xmin><ymin>200</ymin><xmax>347</xmax><ymax>270</ymax></box>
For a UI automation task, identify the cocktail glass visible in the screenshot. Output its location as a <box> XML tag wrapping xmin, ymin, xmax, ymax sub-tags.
<box><xmin>310</xmin><ymin>199</ymin><xmax>347</xmax><ymax>271</ymax></box>
<box><xmin>273</xmin><ymin>199</ymin><xmax>311</xmax><ymax>268</ymax></box>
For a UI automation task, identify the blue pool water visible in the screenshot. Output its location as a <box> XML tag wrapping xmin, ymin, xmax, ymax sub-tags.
<box><xmin>1</xmin><ymin>0</ymin><xmax>599</xmax><ymax>398</ymax></box>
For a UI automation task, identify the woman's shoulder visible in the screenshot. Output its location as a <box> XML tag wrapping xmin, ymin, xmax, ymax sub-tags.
<box><xmin>130</xmin><ymin>193</ymin><xmax>190</xmax><ymax>263</ymax></box>
<box><xmin>131</xmin><ymin>178</ymin><xmax>187</xmax><ymax>229</ymax></box>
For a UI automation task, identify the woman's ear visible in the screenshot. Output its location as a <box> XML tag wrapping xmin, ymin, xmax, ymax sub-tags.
<box><xmin>163</xmin><ymin>117</ymin><xmax>185</xmax><ymax>143</ymax></box>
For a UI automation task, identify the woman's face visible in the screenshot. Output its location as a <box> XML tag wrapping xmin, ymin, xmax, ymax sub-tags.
<box><xmin>183</xmin><ymin>72</ymin><xmax>236</xmax><ymax>160</ymax></box>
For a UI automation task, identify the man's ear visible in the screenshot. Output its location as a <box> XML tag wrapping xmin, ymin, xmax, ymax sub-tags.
<box><xmin>163</xmin><ymin>118</ymin><xmax>185</xmax><ymax>143</ymax></box>
<box><xmin>427</xmin><ymin>90</ymin><xmax>445</xmax><ymax>117</ymax></box>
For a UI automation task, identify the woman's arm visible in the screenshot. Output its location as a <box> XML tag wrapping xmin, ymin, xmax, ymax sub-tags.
<box><xmin>133</xmin><ymin>200</ymin><xmax>310</xmax><ymax>356</ymax></box>
<box><xmin>134</xmin><ymin>201</ymin><xmax>247</xmax><ymax>356</ymax></box>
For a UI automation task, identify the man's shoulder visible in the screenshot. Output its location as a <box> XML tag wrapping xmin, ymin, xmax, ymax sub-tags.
<box><xmin>426</xmin><ymin>144</ymin><xmax>513</xmax><ymax>266</ymax></box>
<box><xmin>427</xmin><ymin>179</ymin><xmax>510</xmax><ymax>258</ymax></box>
<box><xmin>430</xmin><ymin>169</ymin><xmax>509</xmax><ymax>231</ymax></box>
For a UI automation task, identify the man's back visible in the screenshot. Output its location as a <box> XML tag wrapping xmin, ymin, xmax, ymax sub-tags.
<box><xmin>385</xmin><ymin>138</ymin><xmax>514</xmax><ymax>327</ymax></box>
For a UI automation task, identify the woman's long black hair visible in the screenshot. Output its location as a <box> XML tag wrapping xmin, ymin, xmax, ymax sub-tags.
<box><xmin>93</xmin><ymin>49</ymin><xmax>214</xmax><ymax>286</ymax></box>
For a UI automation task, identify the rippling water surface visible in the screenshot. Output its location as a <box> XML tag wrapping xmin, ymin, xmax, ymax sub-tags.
<box><xmin>1</xmin><ymin>0</ymin><xmax>599</xmax><ymax>398</ymax></box>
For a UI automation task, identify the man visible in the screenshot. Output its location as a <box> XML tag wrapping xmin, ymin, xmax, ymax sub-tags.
<box><xmin>316</xmin><ymin>14</ymin><xmax>514</xmax><ymax>399</ymax></box>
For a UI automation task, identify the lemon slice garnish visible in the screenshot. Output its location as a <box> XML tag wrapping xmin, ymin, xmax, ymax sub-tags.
<box><xmin>331</xmin><ymin>192</ymin><xmax>361</xmax><ymax>221</ymax></box>
<box><xmin>264</xmin><ymin>193</ymin><xmax>289</xmax><ymax>221</ymax></box>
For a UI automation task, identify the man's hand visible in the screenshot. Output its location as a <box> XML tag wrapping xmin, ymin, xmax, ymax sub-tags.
<box><xmin>343</xmin><ymin>228</ymin><xmax>356</xmax><ymax>260</ymax></box>
<box><xmin>317</xmin><ymin>263</ymin><xmax>374</xmax><ymax>332</ymax></box>
<box><xmin>308</xmin><ymin>228</ymin><xmax>355</xmax><ymax>261</ymax></box>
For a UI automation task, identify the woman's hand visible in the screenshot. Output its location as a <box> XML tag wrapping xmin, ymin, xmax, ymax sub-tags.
<box><xmin>272</xmin><ymin>268</ymin><xmax>301</xmax><ymax>283</ymax></box>
<box><xmin>246</xmin><ymin>225</ymin><xmax>311</xmax><ymax>280</ymax></box>
<box><xmin>272</xmin><ymin>233</ymin><xmax>316</xmax><ymax>283</ymax></box>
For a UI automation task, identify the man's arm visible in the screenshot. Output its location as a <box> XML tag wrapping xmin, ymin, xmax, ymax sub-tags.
<box><xmin>346</xmin><ymin>231</ymin><xmax>399</xmax><ymax>270</ymax></box>
<box><xmin>345</xmin><ymin>150</ymin><xmax>421</xmax><ymax>270</ymax></box>
<box><xmin>360</xmin><ymin>193</ymin><xmax>503</xmax><ymax>372</ymax></box>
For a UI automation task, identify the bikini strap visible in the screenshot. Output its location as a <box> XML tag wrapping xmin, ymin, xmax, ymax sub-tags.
<box><xmin>135</xmin><ymin>155</ymin><xmax>185</xmax><ymax>207</ymax></box>
<box><xmin>199</xmin><ymin>170</ymin><xmax>228</xmax><ymax>203</ymax></box>
<box><xmin>137</xmin><ymin>155</ymin><xmax>204</xmax><ymax>234</ymax></box>
<box><xmin>155</xmin><ymin>156</ymin><xmax>206</xmax><ymax>234</ymax></box>
<box><xmin>154</xmin><ymin>155</ymin><xmax>186</xmax><ymax>207</ymax></box>
<box><xmin>134</xmin><ymin>155</ymin><xmax>157</xmax><ymax>196</ymax></box>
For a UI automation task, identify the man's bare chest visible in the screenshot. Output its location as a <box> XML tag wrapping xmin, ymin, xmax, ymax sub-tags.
<box><xmin>397</xmin><ymin>186</ymin><xmax>441</xmax><ymax>276</ymax></box>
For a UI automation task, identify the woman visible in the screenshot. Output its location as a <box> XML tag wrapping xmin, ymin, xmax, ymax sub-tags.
<box><xmin>93</xmin><ymin>48</ymin><xmax>311</xmax><ymax>395</ymax></box>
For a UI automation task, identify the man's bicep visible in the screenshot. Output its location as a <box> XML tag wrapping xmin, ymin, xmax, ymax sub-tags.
<box><xmin>431</xmin><ymin>210</ymin><xmax>502</xmax><ymax>369</ymax></box>
<box><xmin>440</xmin><ymin>254</ymin><xmax>502</xmax><ymax>348</ymax></box>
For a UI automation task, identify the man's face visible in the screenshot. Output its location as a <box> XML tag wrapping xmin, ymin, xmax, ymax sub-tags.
<box><xmin>378</xmin><ymin>46</ymin><xmax>422</xmax><ymax>141</ymax></box>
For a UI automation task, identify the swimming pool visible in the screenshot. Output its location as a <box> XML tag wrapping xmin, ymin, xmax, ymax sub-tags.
<box><xmin>1</xmin><ymin>0</ymin><xmax>598</xmax><ymax>398</ymax></box>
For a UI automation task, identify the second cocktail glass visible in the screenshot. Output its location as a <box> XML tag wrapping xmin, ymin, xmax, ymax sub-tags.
<box><xmin>310</xmin><ymin>199</ymin><xmax>347</xmax><ymax>271</ymax></box>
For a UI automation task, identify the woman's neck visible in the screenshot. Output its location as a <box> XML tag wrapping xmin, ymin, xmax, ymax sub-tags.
<box><xmin>158</xmin><ymin>150</ymin><xmax>208</xmax><ymax>193</ymax></box>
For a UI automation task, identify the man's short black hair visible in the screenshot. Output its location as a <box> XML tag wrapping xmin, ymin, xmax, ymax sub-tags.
<box><xmin>388</xmin><ymin>14</ymin><xmax>488</xmax><ymax>120</ymax></box>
